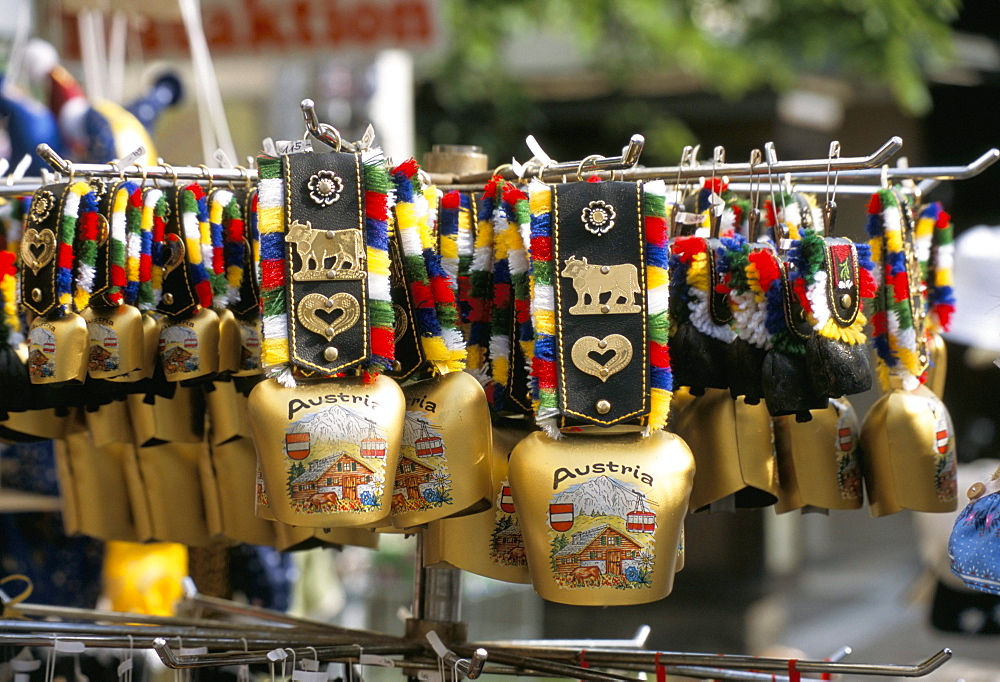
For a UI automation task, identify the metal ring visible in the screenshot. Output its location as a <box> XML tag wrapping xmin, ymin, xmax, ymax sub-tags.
<box><xmin>108</xmin><ymin>161</ymin><xmax>125</xmax><ymax>182</ymax></box>
<box><xmin>197</xmin><ymin>164</ymin><xmax>214</xmax><ymax>186</ymax></box>
<box><xmin>317</xmin><ymin>122</ymin><xmax>343</xmax><ymax>152</ymax></box>
<box><xmin>576</xmin><ymin>154</ymin><xmax>604</xmax><ymax>182</ymax></box>
<box><xmin>161</xmin><ymin>162</ymin><xmax>178</xmax><ymax>187</ymax></box>
<box><xmin>491</xmin><ymin>163</ymin><xmax>512</xmax><ymax>180</ymax></box>
<box><xmin>234</xmin><ymin>165</ymin><xmax>252</xmax><ymax>191</ymax></box>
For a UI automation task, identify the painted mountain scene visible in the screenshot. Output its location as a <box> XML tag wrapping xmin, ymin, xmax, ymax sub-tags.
<box><xmin>284</xmin><ymin>405</ymin><xmax>388</xmax><ymax>514</ymax></box>
<box><xmin>548</xmin><ymin>476</ymin><xmax>657</xmax><ymax>590</ymax></box>
<box><xmin>391</xmin><ymin>410</ymin><xmax>453</xmax><ymax>515</ymax></box>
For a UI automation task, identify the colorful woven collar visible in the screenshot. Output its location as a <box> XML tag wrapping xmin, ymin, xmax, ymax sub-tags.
<box><xmin>527</xmin><ymin>178</ymin><xmax>672</xmax><ymax>436</ymax></box>
<box><xmin>70</xmin><ymin>182</ymin><xmax>101</xmax><ymax>313</ymax></box>
<box><xmin>136</xmin><ymin>187</ymin><xmax>169</xmax><ymax>311</ymax></box>
<box><xmin>0</xmin><ymin>249</ymin><xmax>18</xmax><ymax>346</ymax></box>
<box><xmin>669</xmin><ymin>235</ymin><xmax>736</xmax><ymax>344</ymax></box>
<box><xmin>207</xmin><ymin>188</ymin><xmax>245</xmax><ymax>308</ymax></box>
<box><xmin>179</xmin><ymin>183</ymin><xmax>214</xmax><ymax>310</ymax></box>
<box><xmin>390</xmin><ymin>158</ymin><xmax>464</xmax><ymax>375</ymax></box>
<box><xmin>915</xmin><ymin>202</ymin><xmax>955</xmax><ymax>334</ymax></box>
<box><xmin>865</xmin><ymin>188</ymin><xmax>926</xmax><ymax>390</ymax></box>
<box><xmin>464</xmin><ymin>179</ymin><xmax>498</xmax><ymax>383</ymax></box>
<box><xmin>105</xmin><ymin>180</ymin><xmax>140</xmax><ymax>307</ymax></box>
<box><xmin>257</xmin><ymin>149</ymin><xmax>394</xmax><ymax>384</ymax></box>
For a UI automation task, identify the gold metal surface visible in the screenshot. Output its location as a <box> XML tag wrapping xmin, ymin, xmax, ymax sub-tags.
<box><xmin>85</xmin><ymin>399</ymin><xmax>134</xmax><ymax>448</ymax></box>
<box><xmin>159</xmin><ymin>307</ymin><xmax>220</xmax><ymax>382</ymax></box>
<box><xmin>508</xmin><ymin>430</ymin><xmax>694</xmax><ymax>605</ymax></box>
<box><xmin>217</xmin><ymin>309</ymin><xmax>242</xmax><ymax>375</ymax></box>
<box><xmin>285</xmin><ymin>220</ymin><xmax>366</xmax><ymax>281</ymax></box>
<box><xmin>390</xmin><ymin>371</ymin><xmax>492</xmax><ymax>529</ymax></box>
<box><xmin>860</xmin><ymin>384</ymin><xmax>958</xmax><ymax>517</ymax></box>
<box><xmin>774</xmin><ymin>397</ymin><xmax>863</xmax><ymax>513</ymax></box>
<box><xmin>297</xmin><ymin>293</ymin><xmax>361</xmax><ymax>341</ymax></box>
<box><xmin>925</xmin><ymin>332</ymin><xmax>948</xmax><ymax>398</ymax></box>
<box><xmin>26</xmin><ymin>313</ymin><xmax>89</xmax><ymax>384</ymax></box>
<box><xmin>127</xmin><ymin>385</ymin><xmax>205</xmax><ymax>447</ymax></box>
<box><xmin>134</xmin><ymin>441</ymin><xmax>214</xmax><ymax>546</ymax></box>
<box><xmin>206</xmin><ymin>380</ymin><xmax>251</xmax><ymax>447</ymax></box>
<box><xmin>560</xmin><ymin>257</ymin><xmax>641</xmax><ymax>315</ymax></box>
<box><xmin>83</xmin><ymin>304</ymin><xmax>144</xmax><ymax>379</ymax></box>
<box><xmin>20</xmin><ymin>227</ymin><xmax>56</xmax><ymax>275</ymax></box>
<box><xmin>674</xmin><ymin>388</ymin><xmax>778</xmax><ymax>510</ymax></box>
<box><xmin>570</xmin><ymin>334</ymin><xmax>633</xmax><ymax>382</ymax></box>
<box><xmin>423</xmin><ymin>419</ymin><xmax>534</xmax><ymax>584</ymax></box>
<box><xmin>248</xmin><ymin>374</ymin><xmax>405</xmax><ymax>528</ymax></box>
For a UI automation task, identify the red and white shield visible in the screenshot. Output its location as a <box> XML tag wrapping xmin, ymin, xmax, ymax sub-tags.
<box><xmin>499</xmin><ymin>485</ymin><xmax>515</xmax><ymax>513</ymax></box>
<box><xmin>549</xmin><ymin>503</ymin><xmax>574</xmax><ymax>532</ymax></box>
<box><xmin>838</xmin><ymin>427</ymin><xmax>853</xmax><ymax>452</ymax></box>
<box><xmin>936</xmin><ymin>429</ymin><xmax>949</xmax><ymax>455</ymax></box>
<box><xmin>285</xmin><ymin>433</ymin><xmax>311</xmax><ymax>460</ymax></box>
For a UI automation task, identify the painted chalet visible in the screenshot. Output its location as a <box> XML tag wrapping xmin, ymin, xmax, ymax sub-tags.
<box><xmin>393</xmin><ymin>455</ymin><xmax>435</xmax><ymax>501</ymax></box>
<box><xmin>162</xmin><ymin>346</ymin><xmax>195</xmax><ymax>374</ymax></box>
<box><xmin>553</xmin><ymin>524</ymin><xmax>643</xmax><ymax>577</ymax></box>
<box><xmin>289</xmin><ymin>452</ymin><xmax>375</xmax><ymax>502</ymax></box>
<box><xmin>495</xmin><ymin>524</ymin><xmax>524</xmax><ymax>554</ymax></box>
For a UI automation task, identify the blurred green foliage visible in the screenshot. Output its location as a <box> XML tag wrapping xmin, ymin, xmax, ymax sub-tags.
<box><xmin>417</xmin><ymin>0</ymin><xmax>959</xmax><ymax>161</ymax></box>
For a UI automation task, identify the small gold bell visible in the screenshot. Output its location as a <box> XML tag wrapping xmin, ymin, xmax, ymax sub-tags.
<box><xmin>231</xmin><ymin>319</ymin><xmax>263</xmax><ymax>377</ymax></box>
<box><xmin>26</xmin><ymin>313</ymin><xmax>89</xmax><ymax>384</ymax></box>
<box><xmin>924</xmin><ymin>332</ymin><xmax>948</xmax><ymax>398</ymax></box>
<box><xmin>83</xmin><ymin>304</ymin><xmax>144</xmax><ymax>380</ymax></box>
<box><xmin>774</xmin><ymin>397</ymin><xmax>863</xmax><ymax>513</ymax></box>
<box><xmin>674</xmin><ymin>388</ymin><xmax>778</xmax><ymax>511</ymax></box>
<box><xmin>860</xmin><ymin>384</ymin><xmax>958</xmax><ymax>517</ymax></box>
<box><xmin>217</xmin><ymin>308</ymin><xmax>242</xmax><ymax>375</ymax></box>
<box><xmin>159</xmin><ymin>307</ymin><xmax>220</xmax><ymax>382</ymax></box>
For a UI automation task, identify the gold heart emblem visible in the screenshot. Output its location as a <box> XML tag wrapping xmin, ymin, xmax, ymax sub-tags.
<box><xmin>20</xmin><ymin>228</ymin><xmax>57</xmax><ymax>276</ymax></box>
<box><xmin>298</xmin><ymin>293</ymin><xmax>361</xmax><ymax>342</ymax></box>
<box><xmin>571</xmin><ymin>334</ymin><xmax>633</xmax><ymax>382</ymax></box>
<box><xmin>162</xmin><ymin>234</ymin><xmax>186</xmax><ymax>276</ymax></box>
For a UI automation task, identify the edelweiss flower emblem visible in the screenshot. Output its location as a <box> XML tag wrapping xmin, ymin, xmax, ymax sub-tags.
<box><xmin>308</xmin><ymin>170</ymin><xmax>344</xmax><ymax>206</ymax></box>
<box><xmin>29</xmin><ymin>190</ymin><xmax>55</xmax><ymax>222</ymax></box>
<box><xmin>582</xmin><ymin>200</ymin><xmax>616</xmax><ymax>235</ymax></box>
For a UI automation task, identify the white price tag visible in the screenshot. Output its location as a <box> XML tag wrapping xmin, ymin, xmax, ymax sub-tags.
<box><xmin>54</xmin><ymin>641</ymin><xmax>86</xmax><ymax>654</ymax></box>
<box><xmin>424</xmin><ymin>631</ymin><xmax>449</xmax><ymax>659</ymax></box>
<box><xmin>117</xmin><ymin>659</ymin><xmax>133</xmax><ymax>676</ymax></box>
<box><xmin>262</xmin><ymin>138</ymin><xmax>278</xmax><ymax>157</ymax></box>
<box><xmin>213</xmin><ymin>149</ymin><xmax>234</xmax><ymax>169</ymax></box>
<box><xmin>115</xmin><ymin>147</ymin><xmax>145</xmax><ymax>168</ymax></box>
<box><xmin>276</xmin><ymin>139</ymin><xmax>313</xmax><ymax>155</ymax></box>
<box><xmin>301</xmin><ymin>659</ymin><xmax>320</xmax><ymax>672</ymax></box>
<box><xmin>267</xmin><ymin>648</ymin><xmax>288</xmax><ymax>662</ymax></box>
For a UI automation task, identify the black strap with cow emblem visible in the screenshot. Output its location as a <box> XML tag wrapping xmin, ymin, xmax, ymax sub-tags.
<box><xmin>283</xmin><ymin>151</ymin><xmax>369</xmax><ymax>376</ymax></box>
<box><xmin>20</xmin><ymin>183</ymin><xmax>70</xmax><ymax>317</ymax></box>
<box><xmin>155</xmin><ymin>187</ymin><xmax>199</xmax><ymax>318</ymax></box>
<box><xmin>552</xmin><ymin>180</ymin><xmax>648</xmax><ymax>427</ymax></box>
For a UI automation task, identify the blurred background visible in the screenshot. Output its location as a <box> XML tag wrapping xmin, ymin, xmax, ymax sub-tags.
<box><xmin>2</xmin><ymin>0</ymin><xmax>1000</xmax><ymax>679</ymax></box>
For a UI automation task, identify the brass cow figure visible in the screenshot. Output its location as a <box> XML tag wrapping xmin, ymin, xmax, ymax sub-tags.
<box><xmin>286</xmin><ymin>220</ymin><xmax>364</xmax><ymax>280</ymax></box>
<box><xmin>560</xmin><ymin>256</ymin><xmax>641</xmax><ymax>314</ymax></box>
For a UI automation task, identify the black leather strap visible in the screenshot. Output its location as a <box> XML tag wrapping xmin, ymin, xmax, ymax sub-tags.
<box><xmin>552</xmin><ymin>180</ymin><xmax>648</xmax><ymax>427</ymax></box>
<box><xmin>87</xmin><ymin>179</ymin><xmax>122</xmax><ymax>308</ymax></box>
<box><xmin>155</xmin><ymin>186</ymin><xmax>198</xmax><ymax>318</ymax></box>
<box><xmin>19</xmin><ymin>183</ymin><xmax>70</xmax><ymax>316</ymax></box>
<box><xmin>231</xmin><ymin>189</ymin><xmax>260</xmax><ymax>320</ymax></box>
<box><xmin>781</xmin><ymin>262</ymin><xmax>814</xmax><ymax>341</ymax></box>
<box><xmin>284</xmin><ymin>151</ymin><xmax>369</xmax><ymax>376</ymax></box>
<box><xmin>386</xmin><ymin>228</ymin><xmax>425</xmax><ymax>381</ymax></box>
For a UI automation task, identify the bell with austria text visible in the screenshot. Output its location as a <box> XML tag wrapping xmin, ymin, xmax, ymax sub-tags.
<box><xmin>248</xmin><ymin>375</ymin><xmax>405</xmax><ymax>528</ymax></box>
<box><xmin>26</xmin><ymin>313</ymin><xmax>89</xmax><ymax>384</ymax></box>
<box><xmin>508</xmin><ymin>430</ymin><xmax>694</xmax><ymax>605</ymax></box>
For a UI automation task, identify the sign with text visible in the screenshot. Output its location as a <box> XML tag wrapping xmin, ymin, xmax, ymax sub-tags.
<box><xmin>56</xmin><ymin>0</ymin><xmax>443</xmax><ymax>59</ymax></box>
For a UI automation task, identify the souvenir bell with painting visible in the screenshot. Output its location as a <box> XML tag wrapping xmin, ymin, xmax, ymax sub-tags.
<box><xmin>81</xmin><ymin>179</ymin><xmax>145</xmax><ymax>381</ymax></box>
<box><xmin>20</xmin><ymin>182</ymin><xmax>94</xmax><ymax>385</ymax></box>
<box><xmin>508</xmin><ymin>176</ymin><xmax>694</xmax><ymax>606</ymax></box>
<box><xmin>424</xmin><ymin>418</ymin><xmax>534</xmax><ymax>584</ymax></box>
<box><xmin>247</xmin><ymin>139</ymin><xmax>404</xmax><ymax>528</ymax></box>
<box><xmin>860</xmin><ymin>188</ymin><xmax>957</xmax><ymax>517</ymax></box>
<box><xmin>385</xmin><ymin>160</ymin><xmax>491</xmax><ymax>529</ymax></box>
<box><xmin>156</xmin><ymin>182</ymin><xmax>221</xmax><ymax>383</ymax></box>
<box><xmin>774</xmin><ymin>397</ymin><xmax>864</xmax><ymax>513</ymax></box>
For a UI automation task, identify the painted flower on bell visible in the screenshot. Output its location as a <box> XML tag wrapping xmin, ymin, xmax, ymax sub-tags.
<box><xmin>582</xmin><ymin>200</ymin><xmax>616</xmax><ymax>235</ymax></box>
<box><xmin>308</xmin><ymin>170</ymin><xmax>344</xmax><ymax>206</ymax></box>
